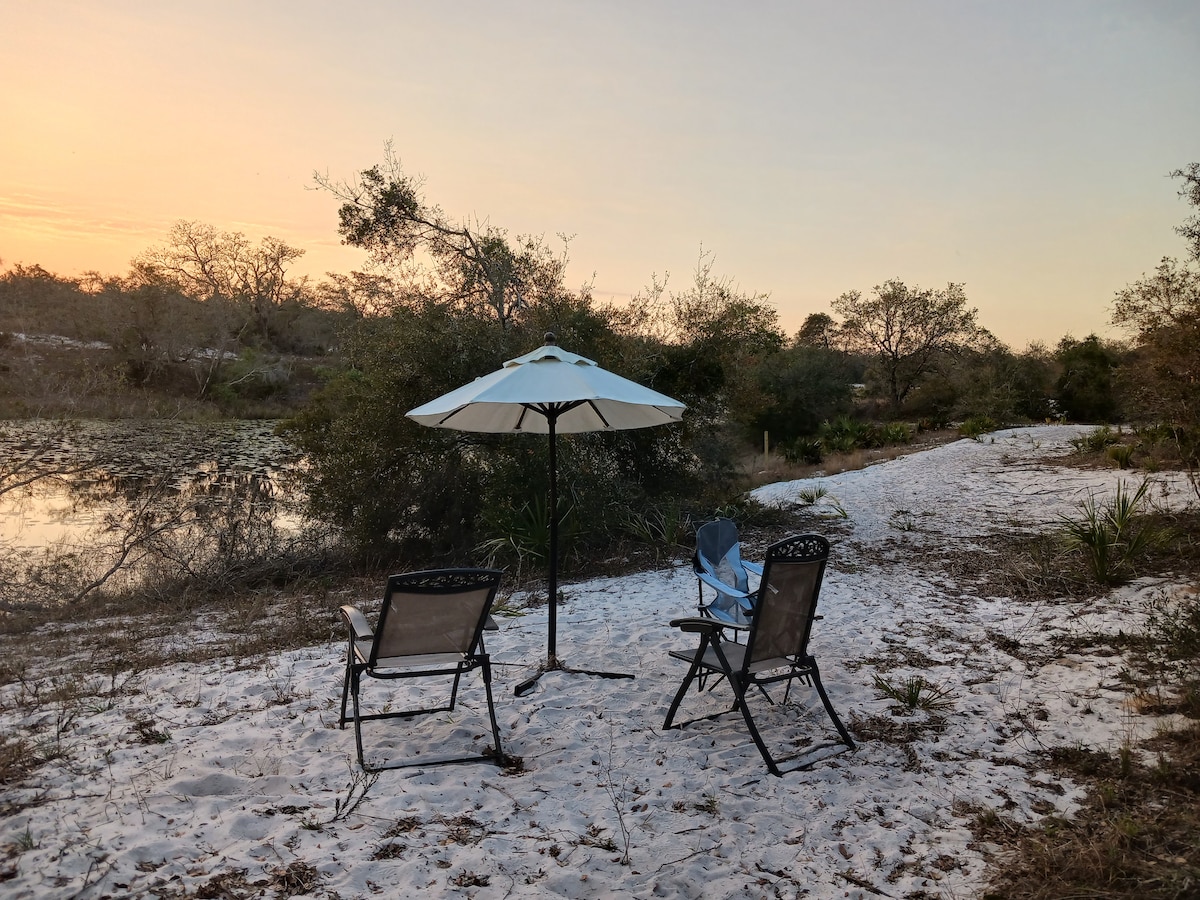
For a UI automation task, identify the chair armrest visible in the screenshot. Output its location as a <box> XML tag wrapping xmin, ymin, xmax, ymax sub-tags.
<box><xmin>695</xmin><ymin>571</ymin><xmax>755</xmax><ymax>605</ymax></box>
<box><xmin>743</xmin><ymin>561</ymin><xmax>764</xmax><ymax>577</ymax></box>
<box><xmin>339</xmin><ymin>605</ymin><xmax>373</xmax><ymax>641</ymax></box>
<box><xmin>669</xmin><ymin>617</ymin><xmax>749</xmax><ymax>635</ymax></box>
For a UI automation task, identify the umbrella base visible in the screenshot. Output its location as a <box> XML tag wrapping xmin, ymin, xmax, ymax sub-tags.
<box><xmin>513</xmin><ymin>656</ymin><xmax>635</xmax><ymax>696</ymax></box>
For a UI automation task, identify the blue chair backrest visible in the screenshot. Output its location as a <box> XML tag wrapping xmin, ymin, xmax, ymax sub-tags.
<box><xmin>694</xmin><ymin>518</ymin><xmax>753</xmax><ymax>624</ymax></box>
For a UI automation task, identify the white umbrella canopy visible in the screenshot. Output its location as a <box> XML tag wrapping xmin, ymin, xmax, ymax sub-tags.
<box><xmin>407</xmin><ymin>333</ymin><xmax>686</xmax><ymax>695</ymax></box>
<box><xmin>407</xmin><ymin>339</ymin><xmax>685</xmax><ymax>433</ymax></box>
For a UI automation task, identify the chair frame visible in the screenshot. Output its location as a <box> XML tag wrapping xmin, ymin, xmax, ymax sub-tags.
<box><xmin>664</xmin><ymin>534</ymin><xmax>854</xmax><ymax>776</ymax></box>
<box><xmin>338</xmin><ymin>568</ymin><xmax>506</xmax><ymax>771</ymax></box>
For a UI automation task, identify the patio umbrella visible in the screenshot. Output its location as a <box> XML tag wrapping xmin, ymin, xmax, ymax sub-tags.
<box><xmin>407</xmin><ymin>333</ymin><xmax>686</xmax><ymax>694</ymax></box>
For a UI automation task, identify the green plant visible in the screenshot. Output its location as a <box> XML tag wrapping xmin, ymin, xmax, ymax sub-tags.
<box><xmin>877</xmin><ymin>422</ymin><xmax>913</xmax><ymax>446</ymax></box>
<box><xmin>1070</xmin><ymin>425</ymin><xmax>1120</xmax><ymax>454</ymax></box>
<box><xmin>820</xmin><ymin>416</ymin><xmax>871</xmax><ymax>453</ymax></box>
<box><xmin>782</xmin><ymin>437</ymin><xmax>823</xmax><ymax>465</ymax></box>
<box><xmin>797</xmin><ymin>485</ymin><xmax>829</xmax><ymax>505</ymax></box>
<box><xmin>958</xmin><ymin>415</ymin><xmax>998</xmax><ymax>439</ymax></box>
<box><xmin>1059</xmin><ymin>480</ymin><xmax>1163</xmax><ymax>586</ymax></box>
<box><xmin>1107</xmin><ymin>443</ymin><xmax>1136</xmax><ymax>469</ymax></box>
<box><xmin>872</xmin><ymin>673</ymin><xmax>956</xmax><ymax>712</ymax></box>
<box><xmin>620</xmin><ymin>502</ymin><xmax>690</xmax><ymax>556</ymax></box>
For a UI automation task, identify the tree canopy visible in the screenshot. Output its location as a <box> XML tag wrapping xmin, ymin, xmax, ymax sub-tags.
<box><xmin>831</xmin><ymin>279</ymin><xmax>987</xmax><ymax>413</ymax></box>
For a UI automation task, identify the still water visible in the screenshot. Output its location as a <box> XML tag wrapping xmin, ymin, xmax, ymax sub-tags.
<box><xmin>0</xmin><ymin>419</ymin><xmax>303</xmax><ymax>549</ymax></box>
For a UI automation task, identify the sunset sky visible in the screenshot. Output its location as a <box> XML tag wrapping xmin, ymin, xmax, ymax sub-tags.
<box><xmin>2</xmin><ymin>1</ymin><xmax>1198</xmax><ymax>347</ymax></box>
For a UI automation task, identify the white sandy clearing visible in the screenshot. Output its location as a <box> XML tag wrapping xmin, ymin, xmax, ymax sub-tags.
<box><xmin>2</xmin><ymin>425</ymin><xmax>1197</xmax><ymax>899</ymax></box>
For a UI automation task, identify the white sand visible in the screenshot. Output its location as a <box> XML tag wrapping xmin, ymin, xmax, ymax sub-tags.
<box><xmin>2</xmin><ymin>425</ymin><xmax>1196</xmax><ymax>898</ymax></box>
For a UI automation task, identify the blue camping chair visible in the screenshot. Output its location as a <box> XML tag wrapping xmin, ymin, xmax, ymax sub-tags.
<box><xmin>693</xmin><ymin>518</ymin><xmax>764</xmax><ymax>629</ymax></box>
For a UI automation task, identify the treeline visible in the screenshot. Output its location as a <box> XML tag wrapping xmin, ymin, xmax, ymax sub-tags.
<box><xmin>0</xmin><ymin>223</ymin><xmax>367</xmax><ymax>416</ymax></box>
<box><xmin>2</xmin><ymin>155</ymin><xmax>1197</xmax><ymax>569</ymax></box>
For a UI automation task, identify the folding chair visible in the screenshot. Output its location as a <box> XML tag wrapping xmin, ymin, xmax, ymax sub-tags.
<box><xmin>664</xmin><ymin>534</ymin><xmax>854</xmax><ymax>776</ymax></box>
<box><xmin>338</xmin><ymin>568</ymin><xmax>506</xmax><ymax>771</ymax></box>
<box><xmin>693</xmin><ymin>517</ymin><xmax>763</xmax><ymax>629</ymax></box>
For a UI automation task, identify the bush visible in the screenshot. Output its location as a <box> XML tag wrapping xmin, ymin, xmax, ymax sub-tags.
<box><xmin>782</xmin><ymin>437</ymin><xmax>823</xmax><ymax>465</ymax></box>
<box><xmin>1070</xmin><ymin>425</ymin><xmax>1120</xmax><ymax>454</ymax></box>
<box><xmin>959</xmin><ymin>416</ymin><xmax>998</xmax><ymax>439</ymax></box>
<box><xmin>1059</xmin><ymin>480</ymin><xmax>1164</xmax><ymax>586</ymax></box>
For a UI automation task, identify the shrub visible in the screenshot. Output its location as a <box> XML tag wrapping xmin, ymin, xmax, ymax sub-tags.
<box><xmin>782</xmin><ymin>437</ymin><xmax>823</xmax><ymax>465</ymax></box>
<box><xmin>820</xmin><ymin>416</ymin><xmax>870</xmax><ymax>453</ymax></box>
<box><xmin>1070</xmin><ymin>425</ymin><xmax>1119</xmax><ymax>454</ymax></box>
<box><xmin>1059</xmin><ymin>480</ymin><xmax>1164</xmax><ymax>585</ymax></box>
<box><xmin>877</xmin><ymin>422</ymin><xmax>913</xmax><ymax>446</ymax></box>
<box><xmin>959</xmin><ymin>416</ymin><xmax>998</xmax><ymax>439</ymax></box>
<box><xmin>1107</xmin><ymin>443</ymin><xmax>1136</xmax><ymax>469</ymax></box>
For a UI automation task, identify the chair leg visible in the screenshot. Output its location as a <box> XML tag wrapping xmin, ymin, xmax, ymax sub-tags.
<box><xmin>663</xmin><ymin>643</ymin><xmax>711</xmax><ymax>730</ymax></box>
<box><xmin>339</xmin><ymin>646</ymin><xmax>354</xmax><ymax>728</ymax></box>
<box><xmin>808</xmin><ymin>662</ymin><xmax>855</xmax><ymax>749</ymax></box>
<box><xmin>348</xmin><ymin>671</ymin><xmax>369</xmax><ymax>770</ymax></box>
<box><xmin>447</xmin><ymin>668</ymin><xmax>464</xmax><ymax>711</ymax></box>
<box><xmin>733</xmin><ymin>674</ymin><xmax>782</xmax><ymax>777</ymax></box>
<box><xmin>480</xmin><ymin>655</ymin><xmax>504</xmax><ymax>760</ymax></box>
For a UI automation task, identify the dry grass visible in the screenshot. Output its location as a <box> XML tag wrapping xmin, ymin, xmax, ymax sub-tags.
<box><xmin>980</xmin><ymin>723</ymin><xmax>1200</xmax><ymax>899</ymax></box>
<box><xmin>741</xmin><ymin>429</ymin><xmax>962</xmax><ymax>490</ymax></box>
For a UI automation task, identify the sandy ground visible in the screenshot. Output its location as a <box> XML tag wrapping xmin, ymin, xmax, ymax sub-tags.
<box><xmin>1</xmin><ymin>425</ymin><xmax>1196</xmax><ymax>899</ymax></box>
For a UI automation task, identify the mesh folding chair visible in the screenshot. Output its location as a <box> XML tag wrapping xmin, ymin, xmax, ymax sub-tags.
<box><xmin>664</xmin><ymin>534</ymin><xmax>854</xmax><ymax>776</ymax></box>
<box><xmin>338</xmin><ymin>568</ymin><xmax>506</xmax><ymax>771</ymax></box>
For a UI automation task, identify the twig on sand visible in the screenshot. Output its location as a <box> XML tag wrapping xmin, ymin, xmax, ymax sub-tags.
<box><xmin>836</xmin><ymin>869</ymin><xmax>893</xmax><ymax>897</ymax></box>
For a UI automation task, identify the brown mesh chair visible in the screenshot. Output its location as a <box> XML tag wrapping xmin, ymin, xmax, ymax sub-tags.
<box><xmin>338</xmin><ymin>568</ymin><xmax>506</xmax><ymax>771</ymax></box>
<box><xmin>663</xmin><ymin>534</ymin><xmax>854</xmax><ymax>776</ymax></box>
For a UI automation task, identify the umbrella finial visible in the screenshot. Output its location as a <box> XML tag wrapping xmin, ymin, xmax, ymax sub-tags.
<box><xmin>544</xmin><ymin>332</ymin><xmax>557</xmax><ymax>346</ymax></box>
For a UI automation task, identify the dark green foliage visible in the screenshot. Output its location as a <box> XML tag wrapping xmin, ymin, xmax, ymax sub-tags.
<box><xmin>1055</xmin><ymin>334</ymin><xmax>1123</xmax><ymax>423</ymax></box>
<box><xmin>782</xmin><ymin>437</ymin><xmax>823</xmax><ymax>465</ymax></box>
<box><xmin>749</xmin><ymin>345</ymin><xmax>854</xmax><ymax>443</ymax></box>
<box><xmin>820</xmin><ymin>416</ymin><xmax>870</xmax><ymax>453</ymax></box>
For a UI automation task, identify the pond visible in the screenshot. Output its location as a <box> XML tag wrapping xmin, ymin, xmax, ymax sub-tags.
<box><xmin>0</xmin><ymin>419</ymin><xmax>304</xmax><ymax>550</ymax></box>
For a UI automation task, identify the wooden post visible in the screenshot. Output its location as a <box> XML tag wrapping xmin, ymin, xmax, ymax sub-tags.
<box><xmin>764</xmin><ymin>431</ymin><xmax>770</xmax><ymax>468</ymax></box>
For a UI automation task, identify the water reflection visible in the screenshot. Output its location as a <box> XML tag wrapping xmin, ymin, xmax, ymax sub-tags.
<box><xmin>0</xmin><ymin>419</ymin><xmax>302</xmax><ymax>549</ymax></box>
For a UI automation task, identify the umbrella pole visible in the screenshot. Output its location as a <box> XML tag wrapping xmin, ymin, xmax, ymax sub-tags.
<box><xmin>547</xmin><ymin>417</ymin><xmax>559</xmax><ymax>667</ymax></box>
<box><xmin>513</xmin><ymin>410</ymin><xmax>635</xmax><ymax>697</ymax></box>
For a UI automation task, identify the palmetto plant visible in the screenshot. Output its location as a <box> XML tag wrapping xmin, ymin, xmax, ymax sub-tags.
<box><xmin>872</xmin><ymin>674</ymin><xmax>956</xmax><ymax>713</ymax></box>
<box><xmin>1060</xmin><ymin>480</ymin><xmax>1162</xmax><ymax>586</ymax></box>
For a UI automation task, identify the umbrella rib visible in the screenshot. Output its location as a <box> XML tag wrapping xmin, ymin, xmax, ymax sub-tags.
<box><xmin>584</xmin><ymin>400</ymin><xmax>611</xmax><ymax>429</ymax></box>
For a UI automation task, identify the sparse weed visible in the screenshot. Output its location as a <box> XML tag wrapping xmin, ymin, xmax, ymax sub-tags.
<box><xmin>797</xmin><ymin>485</ymin><xmax>829</xmax><ymax>505</ymax></box>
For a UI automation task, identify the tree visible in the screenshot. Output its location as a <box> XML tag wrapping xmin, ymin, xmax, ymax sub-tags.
<box><xmin>831</xmin><ymin>279</ymin><xmax>987</xmax><ymax>414</ymax></box>
<box><xmin>1171</xmin><ymin>162</ymin><xmax>1200</xmax><ymax>262</ymax></box>
<box><xmin>314</xmin><ymin>145</ymin><xmax>572</xmax><ymax>329</ymax></box>
<box><xmin>750</xmin><ymin>345</ymin><xmax>855</xmax><ymax>442</ymax></box>
<box><xmin>1110</xmin><ymin>164</ymin><xmax>1200</xmax><ymax>490</ymax></box>
<box><xmin>1112</xmin><ymin>257</ymin><xmax>1200</xmax><ymax>460</ymax></box>
<box><xmin>1054</xmin><ymin>335</ymin><xmax>1123</xmax><ymax>423</ymax></box>
<box><xmin>134</xmin><ymin>221</ymin><xmax>308</xmax><ymax>342</ymax></box>
<box><xmin>794</xmin><ymin>312</ymin><xmax>839</xmax><ymax>349</ymax></box>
